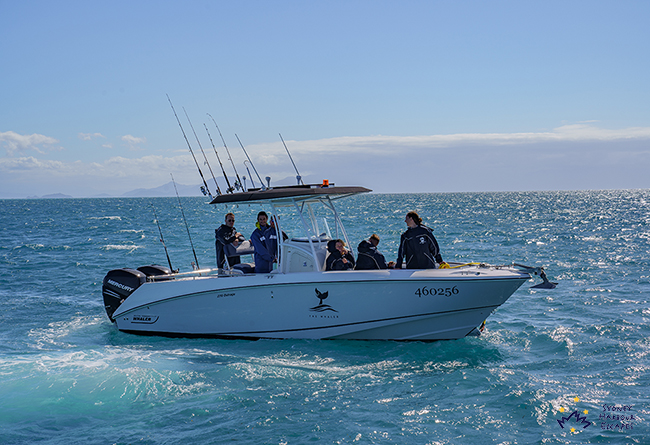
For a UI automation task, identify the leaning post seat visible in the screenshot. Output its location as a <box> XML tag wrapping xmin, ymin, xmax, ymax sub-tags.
<box><xmin>232</xmin><ymin>263</ymin><xmax>255</xmax><ymax>274</ymax></box>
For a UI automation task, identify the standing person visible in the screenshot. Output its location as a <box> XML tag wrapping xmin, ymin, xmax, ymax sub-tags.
<box><xmin>396</xmin><ymin>211</ymin><xmax>446</xmax><ymax>269</ymax></box>
<box><xmin>251</xmin><ymin>211</ymin><xmax>275</xmax><ymax>273</ymax></box>
<box><xmin>355</xmin><ymin>234</ymin><xmax>395</xmax><ymax>270</ymax></box>
<box><xmin>267</xmin><ymin>218</ymin><xmax>279</xmax><ymax>261</ymax></box>
<box><xmin>215</xmin><ymin>212</ymin><xmax>242</xmax><ymax>269</ymax></box>
<box><xmin>326</xmin><ymin>239</ymin><xmax>355</xmax><ymax>271</ymax></box>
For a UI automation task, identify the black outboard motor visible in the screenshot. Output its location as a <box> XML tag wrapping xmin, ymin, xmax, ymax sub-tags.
<box><xmin>102</xmin><ymin>268</ymin><xmax>146</xmax><ymax>322</ymax></box>
<box><xmin>137</xmin><ymin>264</ymin><xmax>173</xmax><ymax>278</ymax></box>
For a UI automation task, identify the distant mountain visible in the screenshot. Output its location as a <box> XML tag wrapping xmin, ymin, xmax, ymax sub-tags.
<box><xmin>37</xmin><ymin>193</ymin><xmax>75</xmax><ymax>199</ymax></box>
<box><xmin>16</xmin><ymin>175</ymin><xmax>339</xmax><ymax>200</ymax></box>
<box><xmin>120</xmin><ymin>175</ymin><xmax>332</xmax><ymax>198</ymax></box>
<box><xmin>121</xmin><ymin>182</ymin><xmax>204</xmax><ymax>197</ymax></box>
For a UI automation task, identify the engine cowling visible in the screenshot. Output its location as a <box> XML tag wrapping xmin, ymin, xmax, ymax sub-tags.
<box><xmin>102</xmin><ymin>268</ymin><xmax>146</xmax><ymax>321</ymax></box>
<box><xmin>137</xmin><ymin>264</ymin><xmax>172</xmax><ymax>277</ymax></box>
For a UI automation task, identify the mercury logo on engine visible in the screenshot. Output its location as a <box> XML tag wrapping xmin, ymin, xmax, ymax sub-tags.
<box><xmin>132</xmin><ymin>315</ymin><xmax>159</xmax><ymax>324</ymax></box>
<box><xmin>107</xmin><ymin>279</ymin><xmax>134</xmax><ymax>292</ymax></box>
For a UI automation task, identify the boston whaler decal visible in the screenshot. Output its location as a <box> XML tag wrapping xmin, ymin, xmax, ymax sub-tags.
<box><xmin>131</xmin><ymin>314</ymin><xmax>159</xmax><ymax>324</ymax></box>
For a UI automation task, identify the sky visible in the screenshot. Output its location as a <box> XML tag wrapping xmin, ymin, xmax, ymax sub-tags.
<box><xmin>1</xmin><ymin>0</ymin><xmax>649</xmax><ymax>198</ymax></box>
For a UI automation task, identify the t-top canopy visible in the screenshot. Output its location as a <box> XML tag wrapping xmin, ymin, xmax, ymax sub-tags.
<box><xmin>209</xmin><ymin>184</ymin><xmax>372</xmax><ymax>205</ymax></box>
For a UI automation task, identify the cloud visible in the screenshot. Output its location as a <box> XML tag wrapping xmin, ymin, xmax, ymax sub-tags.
<box><xmin>229</xmin><ymin>124</ymin><xmax>650</xmax><ymax>183</ymax></box>
<box><xmin>0</xmin><ymin>156</ymin><xmax>69</xmax><ymax>172</ymax></box>
<box><xmin>121</xmin><ymin>134</ymin><xmax>147</xmax><ymax>149</ymax></box>
<box><xmin>0</xmin><ymin>154</ymin><xmax>190</xmax><ymax>177</ymax></box>
<box><xmin>0</xmin><ymin>131</ymin><xmax>59</xmax><ymax>156</ymax></box>
<box><xmin>78</xmin><ymin>132</ymin><xmax>105</xmax><ymax>140</ymax></box>
<box><xmin>1</xmin><ymin>124</ymin><xmax>649</xmax><ymax>197</ymax></box>
<box><xmin>0</xmin><ymin>154</ymin><xmax>199</xmax><ymax>197</ymax></box>
<box><xmin>258</xmin><ymin>124</ymin><xmax>650</xmax><ymax>157</ymax></box>
<box><xmin>235</xmin><ymin>124</ymin><xmax>650</xmax><ymax>192</ymax></box>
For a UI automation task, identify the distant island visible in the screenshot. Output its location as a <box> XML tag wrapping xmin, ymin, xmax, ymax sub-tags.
<box><xmin>20</xmin><ymin>175</ymin><xmax>312</xmax><ymax>199</ymax></box>
<box><xmin>26</xmin><ymin>193</ymin><xmax>75</xmax><ymax>199</ymax></box>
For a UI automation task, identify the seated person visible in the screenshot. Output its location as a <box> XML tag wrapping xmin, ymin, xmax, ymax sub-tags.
<box><xmin>325</xmin><ymin>239</ymin><xmax>355</xmax><ymax>271</ymax></box>
<box><xmin>355</xmin><ymin>234</ymin><xmax>395</xmax><ymax>270</ymax></box>
<box><xmin>215</xmin><ymin>212</ymin><xmax>243</xmax><ymax>269</ymax></box>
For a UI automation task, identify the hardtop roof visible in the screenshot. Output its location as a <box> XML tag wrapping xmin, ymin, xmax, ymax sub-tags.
<box><xmin>209</xmin><ymin>184</ymin><xmax>372</xmax><ymax>205</ymax></box>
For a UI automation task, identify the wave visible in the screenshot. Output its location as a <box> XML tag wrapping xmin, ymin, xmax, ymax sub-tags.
<box><xmin>88</xmin><ymin>216</ymin><xmax>122</xmax><ymax>221</ymax></box>
<box><xmin>101</xmin><ymin>244</ymin><xmax>144</xmax><ymax>252</ymax></box>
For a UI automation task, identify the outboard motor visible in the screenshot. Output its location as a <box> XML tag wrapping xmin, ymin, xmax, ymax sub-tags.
<box><xmin>102</xmin><ymin>268</ymin><xmax>146</xmax><ymax>322</ymax></box>
<box><xmin>137</xmin><ymin>264</ymin><xmax>172</xmax><ymax>278</ymax></box>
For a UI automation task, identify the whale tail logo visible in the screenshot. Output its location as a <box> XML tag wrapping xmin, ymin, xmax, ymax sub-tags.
<box><xmin>315</xmin><ymin>288</ymin><xmax>328</xmax><ymax>304</ymax></box>
<box><xmin>310</xmin><ymin>288</ymin><xmax>338</xmax><ymax>313</ymax></box>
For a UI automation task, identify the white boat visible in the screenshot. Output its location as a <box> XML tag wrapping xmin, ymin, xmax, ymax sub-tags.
<box><xmin>102</xmin><ymin>183</ymin><xmax>554</xmax><ymax>341</ymax></box>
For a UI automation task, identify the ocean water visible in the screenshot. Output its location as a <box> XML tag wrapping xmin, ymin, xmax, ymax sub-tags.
<box><xmin>1</xmin><ymin>191</ymin><xmax>648</xmax><ymax>444</ymax></box>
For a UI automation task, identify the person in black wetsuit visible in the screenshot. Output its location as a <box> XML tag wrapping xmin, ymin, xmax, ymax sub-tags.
<box><xmin>215</xmin><ymin>212</ymin><xmax>242</xmax><ymax>269</ymax></box>
<box><xmin>355</xmin><ymin>234</ymin><xmax>395</xmax><ymax>270</ymax></box>
<box><xmin>325</xmin><ymin>239</ymin><xmax>355</xmax><ymax>271</ymax></box>
<box><xmin>396</xmin><ymin>211</ymin><xmax>447</xmax><ymax>269</ymax></box>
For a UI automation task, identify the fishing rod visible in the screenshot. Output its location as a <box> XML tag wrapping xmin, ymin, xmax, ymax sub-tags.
<box><xmin>166</xmin><ymin>94</ymin><xmax>213</xmax><ymax>198</ymax></box>
<box><xmin>243</xmin><ymin>161</ymin><xmax>255</xmax><ymax>188</ymax></box>
<box><xmin>207</xmin><ymin>113</ymin><xmax>243</xmax><ymax>191</ymax></box>
<box><xmin>203</xmin><ymin>123</ymin><xmax>233</xmax><ymax>193</ymax></box>
<box><xmin>171</xmin><ymin>173</ymin><xmax>200</xmax><ymax>270</ymax></box>
<box><xmin>279</xmin><ymin>133</ymin><xmax>304</xmax><ymax>185</ymax></box>
<box><xmin>151</xmin><ymin>204</ymin><xmax>174</xmax><ymax>272</ymax></box>
<box><xmin>235</xmin><ymin>134</ymin><xmax>265</xmax><ymax>189</ymax></box>
<box><xmin>183</xmin><ymin>107</ymin><xmax>222</xmax><ymax>196</ymax></box>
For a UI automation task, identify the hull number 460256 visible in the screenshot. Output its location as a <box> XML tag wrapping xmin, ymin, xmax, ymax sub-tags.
<box><xmin>415</xmin><ymin>286</ymin><xmax>459</xmax><ymax>297</ymax></box>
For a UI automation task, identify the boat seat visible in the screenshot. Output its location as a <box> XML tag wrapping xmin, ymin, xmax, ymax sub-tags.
<box><xmin>225</xmin><ymin>240</ymin><xmax>255</xmax><ymax>256</ymax></box>
<box><xmin>232</xmin><ymin>263</ymin><xmax>255</xmax><ymax>274</ymax></box>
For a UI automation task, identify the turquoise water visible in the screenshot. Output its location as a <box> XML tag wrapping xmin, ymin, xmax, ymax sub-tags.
<box><xmin>1</xmin><ymin>191</ymin><xmax>648</xmax><ymax>444</ymax></box>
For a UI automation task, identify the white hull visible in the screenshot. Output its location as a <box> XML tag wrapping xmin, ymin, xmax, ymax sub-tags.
<box><xmin>112</xmin><ymin>266</ymin><xmax>529</xmax><ymax>341</ymax></box>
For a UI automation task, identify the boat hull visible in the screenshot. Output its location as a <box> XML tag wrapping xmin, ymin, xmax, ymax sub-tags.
<box><xmin>112</xmin><ymin>267</ymin><xmax>529</xmax><ymax>341</ymax></box>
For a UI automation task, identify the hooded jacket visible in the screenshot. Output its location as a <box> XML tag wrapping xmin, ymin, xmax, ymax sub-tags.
<box><xmin>251</xmin><ymin>224</ymin><xmax>275</xmax><ymax>273</ymax></box>
<box><xmin>215</xmin><ymin>224</ymin><xmax>241</xmax><ymax>268</ymax></box>
<box><xmin>396</xmin><ymin>225</ymin><xmax>443</xmax><ymax>269</ymax></box>
<box><xmin>355</xmin><ymin>240</ymin><xmax>389</xmax><ymax>270</ymax></box>
<box><xmin>325</xmin><ymin>240</ymin><xmax>355</xmax><ymax>271</ymax></box>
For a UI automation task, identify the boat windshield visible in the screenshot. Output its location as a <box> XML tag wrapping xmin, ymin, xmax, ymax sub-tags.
<box><xmin>211</xmin><ymin>185</ymin><xmax>371</xmax><ymax>273</ymax></box>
